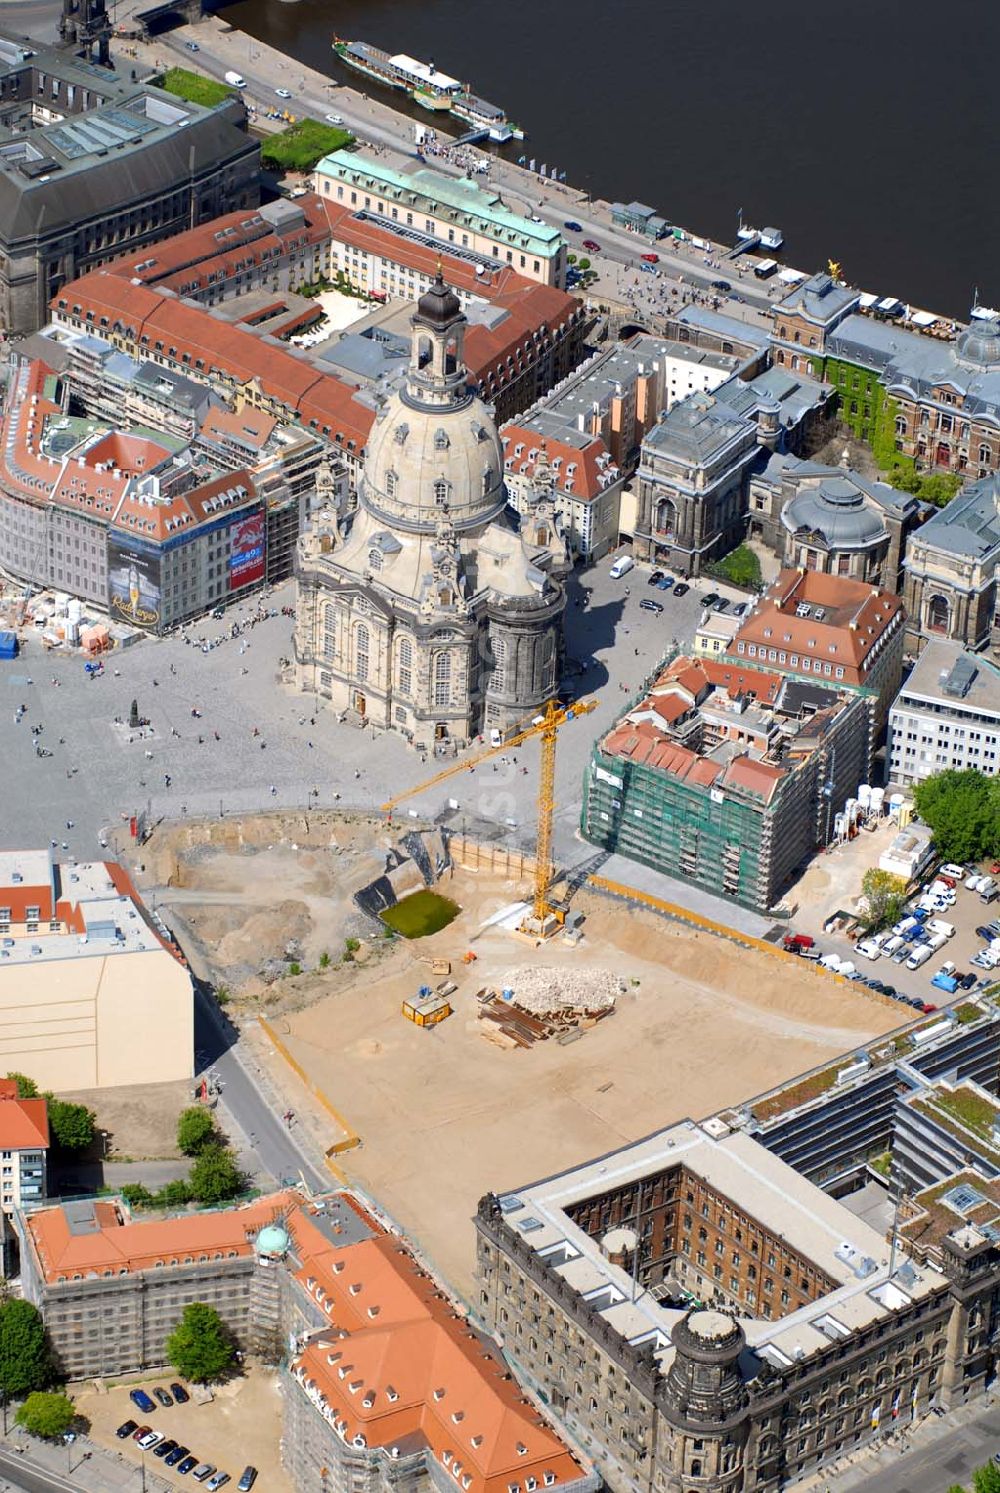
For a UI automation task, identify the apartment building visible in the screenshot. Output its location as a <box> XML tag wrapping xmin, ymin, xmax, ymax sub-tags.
<box><xmin>887</xmin><ymin>640</ymin><xmax>1000</xmax><ymax>786</ymax></box>
<box><xmin>0</xmin><ymin>1079</ymin><xmax>47</xmax><ymax>1216</ymax></box>
<box><xmin>501</xmin><ymin>417</ymin><xmax>624</xmax><ymax>560</ymax></box>
<box><xmin>580</xmin><ymin>654</ymin><xmax>873</xmax><ymax>912</ymax></box>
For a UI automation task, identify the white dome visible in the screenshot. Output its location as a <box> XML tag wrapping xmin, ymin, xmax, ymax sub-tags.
<box><xmin>362</xmin><ymin>383</ymin><xmax>506</xmax><ymax>534</ymax></box>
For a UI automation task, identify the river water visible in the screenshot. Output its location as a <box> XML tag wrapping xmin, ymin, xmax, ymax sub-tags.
<box><xmin>222</xmin><ymin>0</ymin><xmax>999</xmax><ymax>318</ymax></box>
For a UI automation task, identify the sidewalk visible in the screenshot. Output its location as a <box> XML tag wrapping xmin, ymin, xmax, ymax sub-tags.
<box><xmin>0</xmin><ymin>1423</ymin><xmax>174</xmax><ymax>1492</ymax></box>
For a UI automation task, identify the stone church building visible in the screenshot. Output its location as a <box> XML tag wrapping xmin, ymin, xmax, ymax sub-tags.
<box><xmin>294</xmin><ymin>275</ymin><xmax>567</xmax><ymax>747</ymax></box>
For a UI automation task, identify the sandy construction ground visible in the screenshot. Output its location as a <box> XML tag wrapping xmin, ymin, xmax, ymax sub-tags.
<box><xmin>279</xmin><ymin>873</ymin><xmax>902</xmax><ymax>1292</ymax></box>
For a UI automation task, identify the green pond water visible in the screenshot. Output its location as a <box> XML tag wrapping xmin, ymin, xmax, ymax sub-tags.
<box><xmin>380</xmin><ymin>889</ymin><xmax>461</xmax><ymax>939</ymax></box>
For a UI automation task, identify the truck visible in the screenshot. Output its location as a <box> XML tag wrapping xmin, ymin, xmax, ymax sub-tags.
<box><xmin>930</xmin><ymin>971</ymin><xmax>959</xmax><ymax>994</ymax></box>
<box><xmin>224</xmin><ymin>70</ymin><xmax>247</xmax><ymax>88</ymax></box>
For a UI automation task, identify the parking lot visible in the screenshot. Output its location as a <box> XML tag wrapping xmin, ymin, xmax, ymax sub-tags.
<box><xmin>789</xmin><ymin>830</ymin><xmax>1000</xmax><ymax>1011</ymax></box>
<box><xmin>75</xmin><ymin>1369</ymin><xmax>290</xmax><ymax>1492</ymax></box>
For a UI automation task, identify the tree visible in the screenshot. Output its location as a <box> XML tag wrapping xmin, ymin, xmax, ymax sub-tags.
<box><xmin>154</xmin><ymin>1179</ymin><xmax>193</xmax><ymax>1209</ymax></box>
<box><xmin>5</xmin><ymin>1073</ymin><xmax>38</xmax><ymax>1098</ymax></box>
<box><xmin>177</xmin><ymin>1106</ymin><xmax>216</xmax><ymax>1157</ymax></box>
<box><xmin>46</xmin><ymin>1099</ymin><xmax>95</xmax><ymax>1153</ymax></box>
<box><xmin>0</xmin><ymin>1300</ymin><xmax>50</xmax><ymax>1396</ymax></box>
<box><xmin>718</xmin><ymin>543</ymin><xmax>762</xmax><ymax>589</ymax></box>
<box><xmin>15</xmin><ymin>1391</ymin><xmax>74</xmax><ymax>1440</ymax></box>
<box><xmin>120</xmin><ymin>1183</ymin><xmax>153</xmax><ymax>1208</ymax></box>
<box><xmin>188</xmin><ymin>1144</ymin><xmax>244</xmax><ymax>1206</ymax></box>
<box><xmin>166</xmin><ymin>1303</ymin><xmax>234</xmax><ymax>1384</ymax></box>
<box><xmin>860</xmin><ymin>868</ymin><xmax>908</xmax><ymax>933</ymax></box>
<box><xmin>973</xmin><ymin>1463</ymin><xmax>1000</xmax><ymax>1493</ymax></box>
<box><xmin>913</xmin><ymin>769</ymin><xmax>1000</xmax><ymax>863</ymax></box>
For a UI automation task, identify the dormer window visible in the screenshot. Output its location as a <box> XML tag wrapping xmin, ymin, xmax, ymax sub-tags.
<box><xmin>434</xmin><ymin>429</ymin><xmax>450</xmax><ymax>451</ymax></box>
<box><xmin>385</xmin><ymin>469</ymin><xmax>398</xmax><ymax>499</ymax></box>
<box><xmin>369</xmin><ymin>549</ymin><xmax>383</xmax><ymax>572</ymax></box>
<box><xmin>482</xmin><ymin>468</ymin><xmax>494</xmax><ymax>496</ymax></box>
<box><xmin>433</xmin><ymin>478</ymin><xmax>451</xmax><ymax>506</ymax></box>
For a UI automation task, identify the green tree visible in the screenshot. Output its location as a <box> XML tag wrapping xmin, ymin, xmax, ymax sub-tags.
<box><xmin>188</xmin><ymin>1144</ymin><xmax>244</xmax><ymax>1206</ymax></box>
<box><xmin>718</xmin><ymin>543</ymin><xmax>762</xmax><ymax>589</ymax></box>
<box><xmin>165</xmin><ymin>1302</ymin><xmax>234</xmax><ymax>1384</ymax></box>
<box><xmin>973</xmin><ymin>1463</ymin><xmax>1000</xmax><ymax>1493</ymax></box>
<box><xmin>0</xmin><ymin>1300</ymin><xmax>50</xmax><ymax>1395</ymax></box>
<box><xmin>5</xmin><ymin>1073</ymin><xmax>38</xmax><ymax>1098</ymax></box>
<box><xmin>46</xmin><ymin>1099</ymin><xmax>95</xmax><ymax>1152</ymax></box>
<box><xmin>15</xmin><ymin>1391</ymin><xmax>74</xmax><ymax>1440</ymax></box>
<box><xmin>154</xmin><ymin>1179</ymin><xmax>194</xmax><ymax>1209</ymax></box>
<box><xmin>860</xmin><ymin>868</ymin><xmax>908</xmax><ymax>933</ymax></box>
<box><xmin>177</xmin><ymin>1106</ymin><xmax>216</xmax><ymax>1157</ymax></box>
<box><xmin>913</xmin><ymin>769</ymin><xmax>1000</xmax><ymax>863</ymax></box>
<box><xmin>120</xmin><ymin>1183</ymin><xmax>153</xmax><ymax>1208</ymax></box>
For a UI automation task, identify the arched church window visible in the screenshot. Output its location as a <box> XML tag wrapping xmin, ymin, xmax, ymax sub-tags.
<box><xmin>927</xmin><ymin>594</ymin><xmax>950</xmax><ymax>634</ymax></box>
<box><xmin>417</xmin><ymin>336</ymin><xmax>433</xmax><ymax>369</ymax></box>
<box><xmin>482</xmin><ymin>467</ymin><xmax>494</xmax><ymax>496</ymax></box>
<box><xmin>323</xmin><ymin>605</ymin><xmax>336</xmax><ymax>662</ymax></box>
<box><xmin>369</xmin><ymin>548</ymin><xmax>383</xmax><ymax>572</ymax></box>
<box><xmin>433</xmin><ymin>478</ymin><xmax>451</xmax><ymax>506</ymax></box>
<box><xmin>355</xmin><ymin>623</ymin><xmax>370</xmax><ymax>683</ymax></box>
<box><xmin>398</xmin><ymin>637</ymin><xmax>413</xmax><ymax>696</ymax></box>
<box><xmin>433</xmin><ymin>651</ymin><xmax>451</xmax><ymax>708</ymax></box>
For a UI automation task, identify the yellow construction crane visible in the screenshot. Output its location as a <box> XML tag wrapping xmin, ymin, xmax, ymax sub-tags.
<box><xmin>380</xmin><ymin>696</ymin><xmax>598</xmax><ymax>937</ymax></box>
<box><xmin>520</xmin><ymin>696</ymin><xmax>596</xmax><ymax>936</ymax></box>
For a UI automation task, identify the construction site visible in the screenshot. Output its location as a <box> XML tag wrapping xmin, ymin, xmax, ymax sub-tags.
<box><xmin>138</xmin><ymin>802</ymin><xmax>906</xmax><ymax>1293</ymax></box>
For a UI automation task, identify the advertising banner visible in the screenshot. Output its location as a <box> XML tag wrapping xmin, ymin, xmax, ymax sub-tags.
<box><xmin>229</xmin><ymin>510</ymin><xmax>266</xmax><ymax>591</ymax></box>
<box><xmin>108</xmin><ymin>538</ymin><xmax>162</xmax><ymax>631</ymax></box>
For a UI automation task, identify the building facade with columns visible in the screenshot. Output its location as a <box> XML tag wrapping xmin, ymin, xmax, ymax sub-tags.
<box><xmin>295</xmin><ymin>275</ymin><xmax>567</xmax><ymax>747</ymax></box>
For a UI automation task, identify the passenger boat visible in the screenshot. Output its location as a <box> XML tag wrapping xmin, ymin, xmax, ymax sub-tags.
<box><xmin>333</xmin><ymin>37</ymin><xmax>524</xmax><ymax>139</ymax></box>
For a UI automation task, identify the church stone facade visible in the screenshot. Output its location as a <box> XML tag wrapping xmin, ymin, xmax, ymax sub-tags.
<box><xmin>295</xmin><ymin>276</ymin><xmax>567</xmax><ymax>747</ymax></box>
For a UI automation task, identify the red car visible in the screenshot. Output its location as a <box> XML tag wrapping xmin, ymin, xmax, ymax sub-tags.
<box><xmin>582</xmin><ymin>239</ymin><xmax>601</xmax><ymax>253</ymax></box>
<box><xmin>783</xmin><ymin>933</ymin><xmax>815</xmax><ymax>951</ymax></box>
<box><xmin>641</xmin><ymin>252</ymin><xmax>659</xmax><ymax>264</ymax></box>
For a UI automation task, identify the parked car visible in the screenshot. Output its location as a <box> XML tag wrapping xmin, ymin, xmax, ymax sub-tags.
<box><xmin>609</xmin><ymin>554</ymin><xmax>634</xmax><ymax>579</ymax></box>
<box><xmin>710</xmin><ymin>279</ymin><xmax>731</xmax><ymax>292</ymax></box>
<box><xmin>712</xmin><ymin>597</ymin><xmax>730</xmax><ymax>612</ymax></box>
<box><xmin>672</xmin><ymin>582</ymin><xmax>690</xmax><ymax>597</ymax></box>
<box><xmin>563</xmin><ymin>221</ymin><xmax>583</xmax><ymax>232</ymax></box>
<box><xmin>238</xmin><ymin>1471</ymin><xmax>258</xmax><ymax>1493</ymax></box>
<box><xmin>117</xmin><ymin>1420</ymin><xmax>138</xmax><ymax>1439</ymax></box>
<box><xmin>701</xmin><ymin>592</ymin><xmax>720</xmax><ymax>608</ymax></box>
<box><xmin>185</xmin><ymin>40</ymin><xmax>199</xmax><ymax>51</ymax></box>
<box><xmin>940</xmin><ymin>863</ymin><xmax>966</xmax><ymax>879</ymax></box>
<box><xmin>582</xmin><ymin>239</ymin><xmax>601</xmax><ymax>252</ymax></box>
<box><xmin>170</xmin><ymin>1383</ymin><xmax>190</xmax><ymax>1404</ymax></box>
<box><xmin>647</xmin><ymin>569</ymin><xmax>664</xmax><ymax>585</ymax></box>
<box><xmin>192</xmin><ymin>1467</ymin><xmax>217</xmax><ymax>1485</ymax></box>
<box><xmin>166</xmin><ymin>1446</ymin><xmax>191</xmax><ymax>1467</ymax></box>
<box><xmin>206</xmin><ymin>1475</ymin><xmax>231</xmax><ymax>1492</ymax></box>
<box><xmin>639</xmin><ymin>598</ymin><xmax>664</xmax><ymax>614</ymax></box>
<box><xmin>178</xmin><ymin>1455</ymin><xmax>199</xmax><ymax>1475</ymax></box>
<box><xmin>656</xmin><ymin>575</ymin><xmax>675</xmax><ymax>590</ymax></box>
<box><xmin>130</xmin><ymin>1390</ymin><xmax>156</xmax><ymax>1415</ymax></box>
<box><xmin>641</xmin><ymin>253</ymin><xmax>659</xmax><ymax>264</ymax></box>
<box><xmin>959</xmin><ymin>972</ymin><xmax>978</xmax><ymax>990</ymax></box>
<box><xmin>153</xmin><ymin>1387</ymin><xmax>173</xmax><ymax>1408</ymax></box>
<box><xmin>966</xmin><ymin>872</ymin><xmax>984</xmax><ymax>890</ymax></box>
<box><xmin>977</xmin><ymin>926</ymin><xmax>997</xmax><ymax>942</ymax></box>
<box><xmin>132</xmin><ymin>1425</ymin><xmax>152</xmax><ymax>1441</ymax></box>
<box><xmin>155</xmin><ymin>1440</ymin><xmax>179</xmax><ymax>1460</ymax></box>
<box><xmin>137</xmin><ymin>1431</ymin><xmax>164</xmax><ymax>1451</ymax></box>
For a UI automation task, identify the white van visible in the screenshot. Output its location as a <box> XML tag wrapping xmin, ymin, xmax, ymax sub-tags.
<box><xmin>927</xmin><ymin>919</ymin><xmax>955</xmax><ymax>939</ymax></box>
<box><xmin>905</xmin><ymin>945</ymin><xmax>933</xmax><ymax>970</ymax></box>
<box><xmin>224</xmin><ymin>70</ymin><xmax>247</xmax><ymax>87</ymax></box>
<box><xmin>856</xmin><ymin>938</ymin><xmax>883</xmax><ymax>961</ymax></box>
<box><xmin>882</xmin><ymin>934</ymin><xmax>905</xmax><ymax>957</ymax></box>
<box><xmin>609</xmin><ymin>555</ymin><xmax>635</xmax><ymax>580</ymax></box>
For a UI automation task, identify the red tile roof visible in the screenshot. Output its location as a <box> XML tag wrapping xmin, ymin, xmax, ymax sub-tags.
<box><xmin>732</xmin><ymin>569</ymin><xmax>905</xmax><ymax>685</ymax></box>
<box><xmin>500</xmin><ymin>425</ymin><xmax>619</xmax><ymax>503</ymax></box>
<box><xmin>0</xmin><ymin>1095</ymin><xmax>49</xmax><ymax>1151</ymax></box>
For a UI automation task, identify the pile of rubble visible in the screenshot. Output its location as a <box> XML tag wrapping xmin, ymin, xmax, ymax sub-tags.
<box><xmin>477</xmin><ymin>967</ymin><xmax>623</xmax><ymax>1048</ymax></box>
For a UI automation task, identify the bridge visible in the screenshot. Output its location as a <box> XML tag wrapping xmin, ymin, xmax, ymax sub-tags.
<box><xmin>454</xmin><ymin>127</ymin><xmax>490</xmax><ymax>146</ymax></box>
<box><xmin>134</xmin><ymin>0</ymin><xmax>202</xmax><ymax>36</ymax></box>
